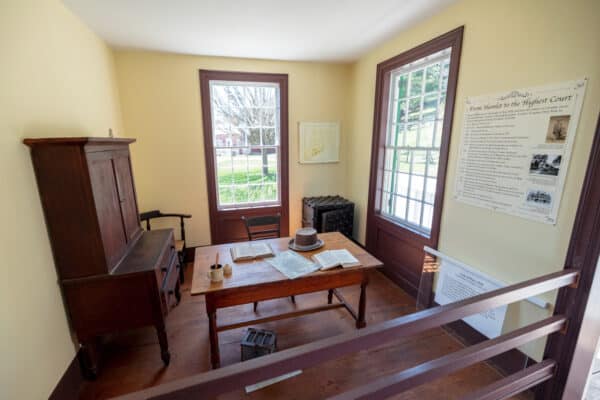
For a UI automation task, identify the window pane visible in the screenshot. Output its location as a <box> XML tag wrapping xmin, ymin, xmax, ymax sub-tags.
<box><xmin>408</xmin><ymin>200</ymin><xmax>422</xmax><ymax>225</ymax></box>
<box><xmin>248</xmin><ymin>128</ymin><xmax>261</xmax><ymax>145</ymax></box>
<box><xmin>381</xmin><ymin>191</ymin><xmax>392</xmax><ymax>214</ymax></box>
<box><xmin>425</xmin><ymin>64</ymin><xmax>441</xmax><ymax>93</ymax></box>
<box><xmin>405</xmin><ymin>124</ymin><xmax>418</xmax><ymax>147</ymax></box>
<box><xmin>412</xmin><ymin>150</ymin><xmax>427</xmax><ymax>175</ymax></box>
<box><xmin>262</xmin><ymin>128</ymin><xmax>277</xmax><ymax>145</ymax></box>
<box><xmin>425</xmin><ymin>178</ymin><xmax>437</xmax><ymax>203</ymax></box>
<box><xmin>422</xmin><ymin>94</ymin><xmax>438</xmax><ymax>121</ymax></box>
<box><xmin>392</xmin><ymin>100</ymin><xmax>407</xmax><ymax>124</ymax></box>
<box><xmin>409</xmin><ymin>69</ymin><xmax>424</xmax><ymax>96</ymax></box>
<box><xmin>397</xmin><ymin>150</ymin><xmax>411</xmax><ymax>173</ymax></box>
<box><xmin>394</xmin><ymin>195</ymin><xmax>408</xmax><ymax>219</ymax></box>
<box><xmin>219</xmin><ymin>186</ymin><xmax>233</xmax><ymax>205</ymax></box>
<box><xmin>383</xmin><ymin>170</ymin><xmax>392</xmax><ymax>192</ymax></box>
<box><xmin>410</xmin><ymin>175</ymin><xmax>424</xmax><ymax>200</ymax></box>
<box><xmin>210</xmin><ymin>81</ymin><xmax>281</xmax><ymax>208</ymax></box>
<box><xmin>434</xmin><ymin>121</ymin><xmax>443</xmax><ymax>148</ymax></box>
<box><xmin>422</xmin><ymin>204</ymin><xmax>434</xmax><ymax>230</ymax></box>
<box><xmin>427</xmin><ymin>151</ymin><xmax>439</xmax><ymax>177</ymax></box>
<box><xmin>396</xmin><ymin>172</ymin><xmax>409</xmax><ymax>196</ymax></box>
<box><xmin>408</xmin><ymin>98</ymin><xmax>421</xmax><ymax>122</ymax></box>
<box><xmin>397</xmin><ymin>74</ymin><xmax>408</xmax><ymax>99</ymax></box>
<box><xmin>261</xmin><ymin>108</ymin><xmax>276</xmax><ymax>127</ymax></box>
<box><xmin>384</xmin><ymin>148</ymin><xmax>394</xmax><ymax>170</ymax></box>
<box><xmin>419</xmin><ymin>122</ymin><xmax>435</xmax><ymax>147</ymax></box>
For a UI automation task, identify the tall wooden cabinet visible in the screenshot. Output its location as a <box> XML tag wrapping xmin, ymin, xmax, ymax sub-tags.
<box><xmin>24</xmin><ymin>137</ymin><xmax>180</xmax><ymax>376</ymax></box>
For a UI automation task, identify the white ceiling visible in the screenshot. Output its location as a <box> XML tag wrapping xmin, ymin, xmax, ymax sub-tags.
<box><xmin>62</xmin><ymin>0</ymin><xmax>456</xmax><ymax>62</ymax></box>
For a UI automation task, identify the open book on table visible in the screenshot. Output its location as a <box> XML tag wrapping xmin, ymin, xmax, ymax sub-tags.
<box><xmin>312</xmin><ymin>249</ymin><xmax>361</xmax><ymax>270</ymax></box>
<box><xmin>230</xmin><ymin>242</ymin><xmax>274</xmax><ymax>262</ymax></box>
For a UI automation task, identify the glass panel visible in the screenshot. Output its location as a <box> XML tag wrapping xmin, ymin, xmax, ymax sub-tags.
<box><xmin>394</xmin><ymin>195</ymin><xmax>408</xmax><ymax>219</ymax></box>
<box><xmin>381</xmin><ymin>191</ymin><xmax>392</xmax><ymax>214</ymax></box>
<box><xmin>383</xmin><ymin>170</ymin><xmax>392</xmax><ymax>192</ymax></box>
<box><xmin>248</xmin><ymin>128</ymin><xmax>261</xmax><ymax>145</ymax></box>
<box><xmin>441</xmin><ymin>60</ymin><xmax>450</xmax><ymax>91</ymax></box>
<box><xmin>422</xmin><ymin>204</ymin><xmax>433</xmax><ymax>230</ymax></box>
<box><xmin>409</xmin><ymin>69</ymin><xmax>424</xmax><ymax>96</ymax></box>
<box><xmin>263</xmin><ymin>183</ymin><xmax>277</xmax><ymax>202</ymax></box>
<box><xmin>397</xmin><ymin>150</ymin><xmax>411</xmax><ymax>173</ymax></box>
<box><xmin>393</xmin><ymin>100</ymin><xmax>407</xmax><ymax>124</ymax></box>
<box><xmin>233</xmin><ymin>185</ymin><xmax>249</xmax><ymax>203</ymax></box>
<box><xmin>397</xmin><ymin>74</ymin><xmax>409</xmax><ymax>99</ymax></box>
<box><xmin>219</xmin><ymin>186</ymin><xmax>233</xmax><ymax>205</ymax></box>
<box><xmin>419</xmin><ymin>122</ymin><xmax>435</xmax><ymax>147</ymax></box>
<box><xmin>427</xmin><ymin>151</ymin><xmax>440</xmax><ymax>177</ymax></box>
<box><xmin>408</xmin><ymin>98</ymin><xmax>421</xmax><ymax>122</ymax></box>
<box><xmin>396</xmin><ymin>172</ymin><xmax>410</xmax><ymax>196</ymax></box>
<box><xmin>405</xmin><ymin>124</ymin><xmax>418</xmax><ymax>147</ymax></box>
<box><xmin>425</xmin><ymin>178</ymin><xmax>437</xmax><ymax>203</ymax></box>
<box><xmin>384</xmin><ymin>149</ymin><xmax>394</xmax><ymax>170</ymax></box>
<box><xmin>262</xmin><ymin>128</ymin><xmax>276</xmax><ymax>145</ymax></box>
<box><xmin>412</xmin><ymin>150</ymin><xmax>427</xmax><ymax>175</ymax></box>
<box><xmin>425</xmin><ymin>64</ymin><xmax>441</xmax><ymax>93</ymax></box>
<box><xmin>410</xmin><ymin>175</ymin><xmax>424</xmax><ymax>200</ymax></box>
<box><xmin>423</xmin><ymin>94</ymin><xmax>438</xmax><ymax>121</ymax></box>
<box><xmin>408</xmin><ymin>200</ymin><xmax>422</xmax><ymax>225</ymax></box>
<box><xmin>261</xmin><ymin>108</ymin><xmax>276</xmax><ymax>127</ymax></box>
<box><xmin>437</xmin><ymin>96</ymin><xmax>446</xmax><ymax>119</ymax></box>
<box><xmin>434</xmin><ymin>121</ymin><xmax>443</xmax><ymax>148</ymax></box>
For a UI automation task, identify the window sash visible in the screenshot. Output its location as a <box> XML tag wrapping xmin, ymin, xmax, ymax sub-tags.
<box><xmin>209</xmin><ymin>80</ymin><xmax>282</xmax><ymax>209</ymax></box>
<box><xmin>380</xmin><ymin>50</ymin><xmax>451</xmax><ymax>235</ymax></box>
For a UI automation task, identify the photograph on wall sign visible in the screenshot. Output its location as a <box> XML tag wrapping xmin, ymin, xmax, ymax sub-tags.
<box><xmin>526</xmin><ymin>189</ymin><xmax>553</xmax><ymax>207</ymax></box>
<box><xmin>529</xmin><ymin>154</ymin><xmax>561</xmax><ymax>176</ymax></box>
<box><xmin>545</xmin><ymin>115</ymin><xmax>570</xmax><ymax>143</ymax></box>
<box><xmin>453</xmin><ymin>79</ymin><xmax>587</xmax><ymax>224</ymax></box>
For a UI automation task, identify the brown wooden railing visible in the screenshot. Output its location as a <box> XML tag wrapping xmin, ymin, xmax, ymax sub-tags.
<box><xmin>114</xmin><ymin>269</ymin><xmax>578</xmax><ymax>400</ymax></box>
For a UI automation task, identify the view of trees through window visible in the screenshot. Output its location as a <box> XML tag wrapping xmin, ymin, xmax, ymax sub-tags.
<box><xmin>380</xmin><ymin>48</ymin><xmax>451</xmax><ymax>234</ymax></box>
<box><xmin>209</xmin><ymin>81</ymin><xmax>281</xmax><ymax>207</ymax></box>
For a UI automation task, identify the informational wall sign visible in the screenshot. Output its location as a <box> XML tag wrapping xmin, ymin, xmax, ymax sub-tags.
<box><xmin>454</xmin><ymin>79</ymin><xmax>587</xmax><ymax>224</ymax></box>
<box><xmin>434</xmin><ymin>259</ymin><xmax>507</xmax><ymax>338</ymax></box>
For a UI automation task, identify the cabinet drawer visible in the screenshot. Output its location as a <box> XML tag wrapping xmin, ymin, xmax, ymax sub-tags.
<box><xmin>161</xmin><ymin>253</ymin><xmax>179</xmax><ymax>310</ymax></box>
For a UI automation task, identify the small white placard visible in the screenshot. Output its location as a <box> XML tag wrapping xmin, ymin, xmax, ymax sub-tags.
<box><xmin>299</xmin><ymin>122</ymin><xmax>340</xmax><ymax>164</ymax></box>
<box><xmin>434</xmin><ymin>259</ymin><xmax>507</xmax><ymax>338</ymax></box>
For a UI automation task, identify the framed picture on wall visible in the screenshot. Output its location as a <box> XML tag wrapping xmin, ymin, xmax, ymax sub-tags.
<box><xmin>298</xmin><ymin>122</ymin><xmax>340</xmax><ymax>164</ymax></box>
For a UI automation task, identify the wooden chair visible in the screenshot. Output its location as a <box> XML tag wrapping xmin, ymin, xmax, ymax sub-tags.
<box><xmin>140</xmin><ymin>210</ymin><xmax>192</xmax><ymax>283</ymax></box>
<box><xmin>241</xmin><ymin>214</ymin><xmax>295</xmax><ymax>311</ymax></box>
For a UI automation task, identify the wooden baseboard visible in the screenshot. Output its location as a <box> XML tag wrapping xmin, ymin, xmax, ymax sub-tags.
<box><xmin>443</xmin><ymin>319</ymin><xmax>535</xmax><ymax>376</ymax></box>
<box><xmin>49</xmin><ymin>350</ymin><xmax>84</xmax><ymax>400</ymax></box>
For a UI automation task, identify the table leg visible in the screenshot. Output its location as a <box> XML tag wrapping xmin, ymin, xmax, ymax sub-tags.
<box><xmin>356</xmin><ymin>277</ymin><xmax>368</xmax><ymax>329</ymax></box>
<box><xmin>208</xmin><ymin>309</ymin><xmax>220</xmax><ymax>369</ymax></box>
<box><xmin>328</xmin><ymin>289</ymin><xmax>334</xmax><ymax>304</ymax></box>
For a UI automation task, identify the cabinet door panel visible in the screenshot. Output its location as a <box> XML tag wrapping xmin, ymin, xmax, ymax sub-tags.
<box><xmin>113</xmin><ymin>154</ymin><xmax>141</xmax><ymax>242</ymax></box>
<box><xmin>88</xmin><ymin>154</ymin><xmax>128</xmax><ymax>269</ymax></box>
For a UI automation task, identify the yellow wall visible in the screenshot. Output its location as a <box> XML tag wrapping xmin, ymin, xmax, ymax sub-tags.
<box><xmin>347</xmin><ymin>0</ymin><xmax>600</xmax><ymax>358</ymax></box>
<box><xmin>0</xmin><ymin>0</ymin><xmax>122</xmax><ymax>398</ymax></box>
<box><xmin>114</xmin><ymin>51</ymin><xmax>351</xmax><ymax>246</ymax></box>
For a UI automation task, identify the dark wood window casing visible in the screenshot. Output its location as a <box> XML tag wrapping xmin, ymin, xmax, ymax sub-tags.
<box><xmin>366</xmin><ymin>27</ymin><xmax>463</xmax><ymax>294</ymax></box>
<box><xmin>200</xmin><ymin>70</ymin><xmax>289</xmax><ymax>244</ymax></box>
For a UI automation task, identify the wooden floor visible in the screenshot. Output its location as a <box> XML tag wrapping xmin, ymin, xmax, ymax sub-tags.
<box><xmin>79</xmin><ymin>266</ymin><xmax>531</xmax><ymax>399</ymax></box>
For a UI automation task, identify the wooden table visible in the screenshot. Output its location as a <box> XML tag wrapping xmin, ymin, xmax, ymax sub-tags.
<box><xmin>192</xmin><ymin>232</ymin><xmax>383</xmax><ymax>368</ymax></box>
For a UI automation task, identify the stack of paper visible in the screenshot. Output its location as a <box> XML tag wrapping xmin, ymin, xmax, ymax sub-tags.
<box><xmin>265</xmin><ymin>251</ymin><xmax>320</xmax><ymax>279</ymax></box>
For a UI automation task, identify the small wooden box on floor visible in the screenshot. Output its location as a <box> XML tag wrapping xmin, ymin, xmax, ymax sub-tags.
<box><xmin>24</xmin><ymin>137</ymin><xmax>180</xmax><ymax>376</ymax></box>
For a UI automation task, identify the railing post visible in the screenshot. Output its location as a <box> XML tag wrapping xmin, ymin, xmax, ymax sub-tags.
<box><xmin>538</xmin><ymin>114</ymin><xmax>600</xmax><ymax>400</ymax></box>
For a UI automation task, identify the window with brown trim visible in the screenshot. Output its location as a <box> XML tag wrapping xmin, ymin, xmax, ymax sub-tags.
<box><xmin>200</xmin><ymin>70</ymin><xmax>289</xmax><ymax>244</ymax></box>
<box><xmin>366</xmin><ymin>27</ymin><xmax>463</xmax><ymax>293</ymax></box>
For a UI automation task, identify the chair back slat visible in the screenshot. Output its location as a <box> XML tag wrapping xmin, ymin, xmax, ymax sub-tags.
<box><xmin>242</xmin><ymin>214</ymin><xmax>281</xmax><ymax>241</ymax></box>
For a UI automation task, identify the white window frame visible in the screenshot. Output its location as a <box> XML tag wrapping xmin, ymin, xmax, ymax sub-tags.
<box><xmin>208</xmin><ymin>80</ymin><xmax>282</xmax><ymax>210</ymax></box>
